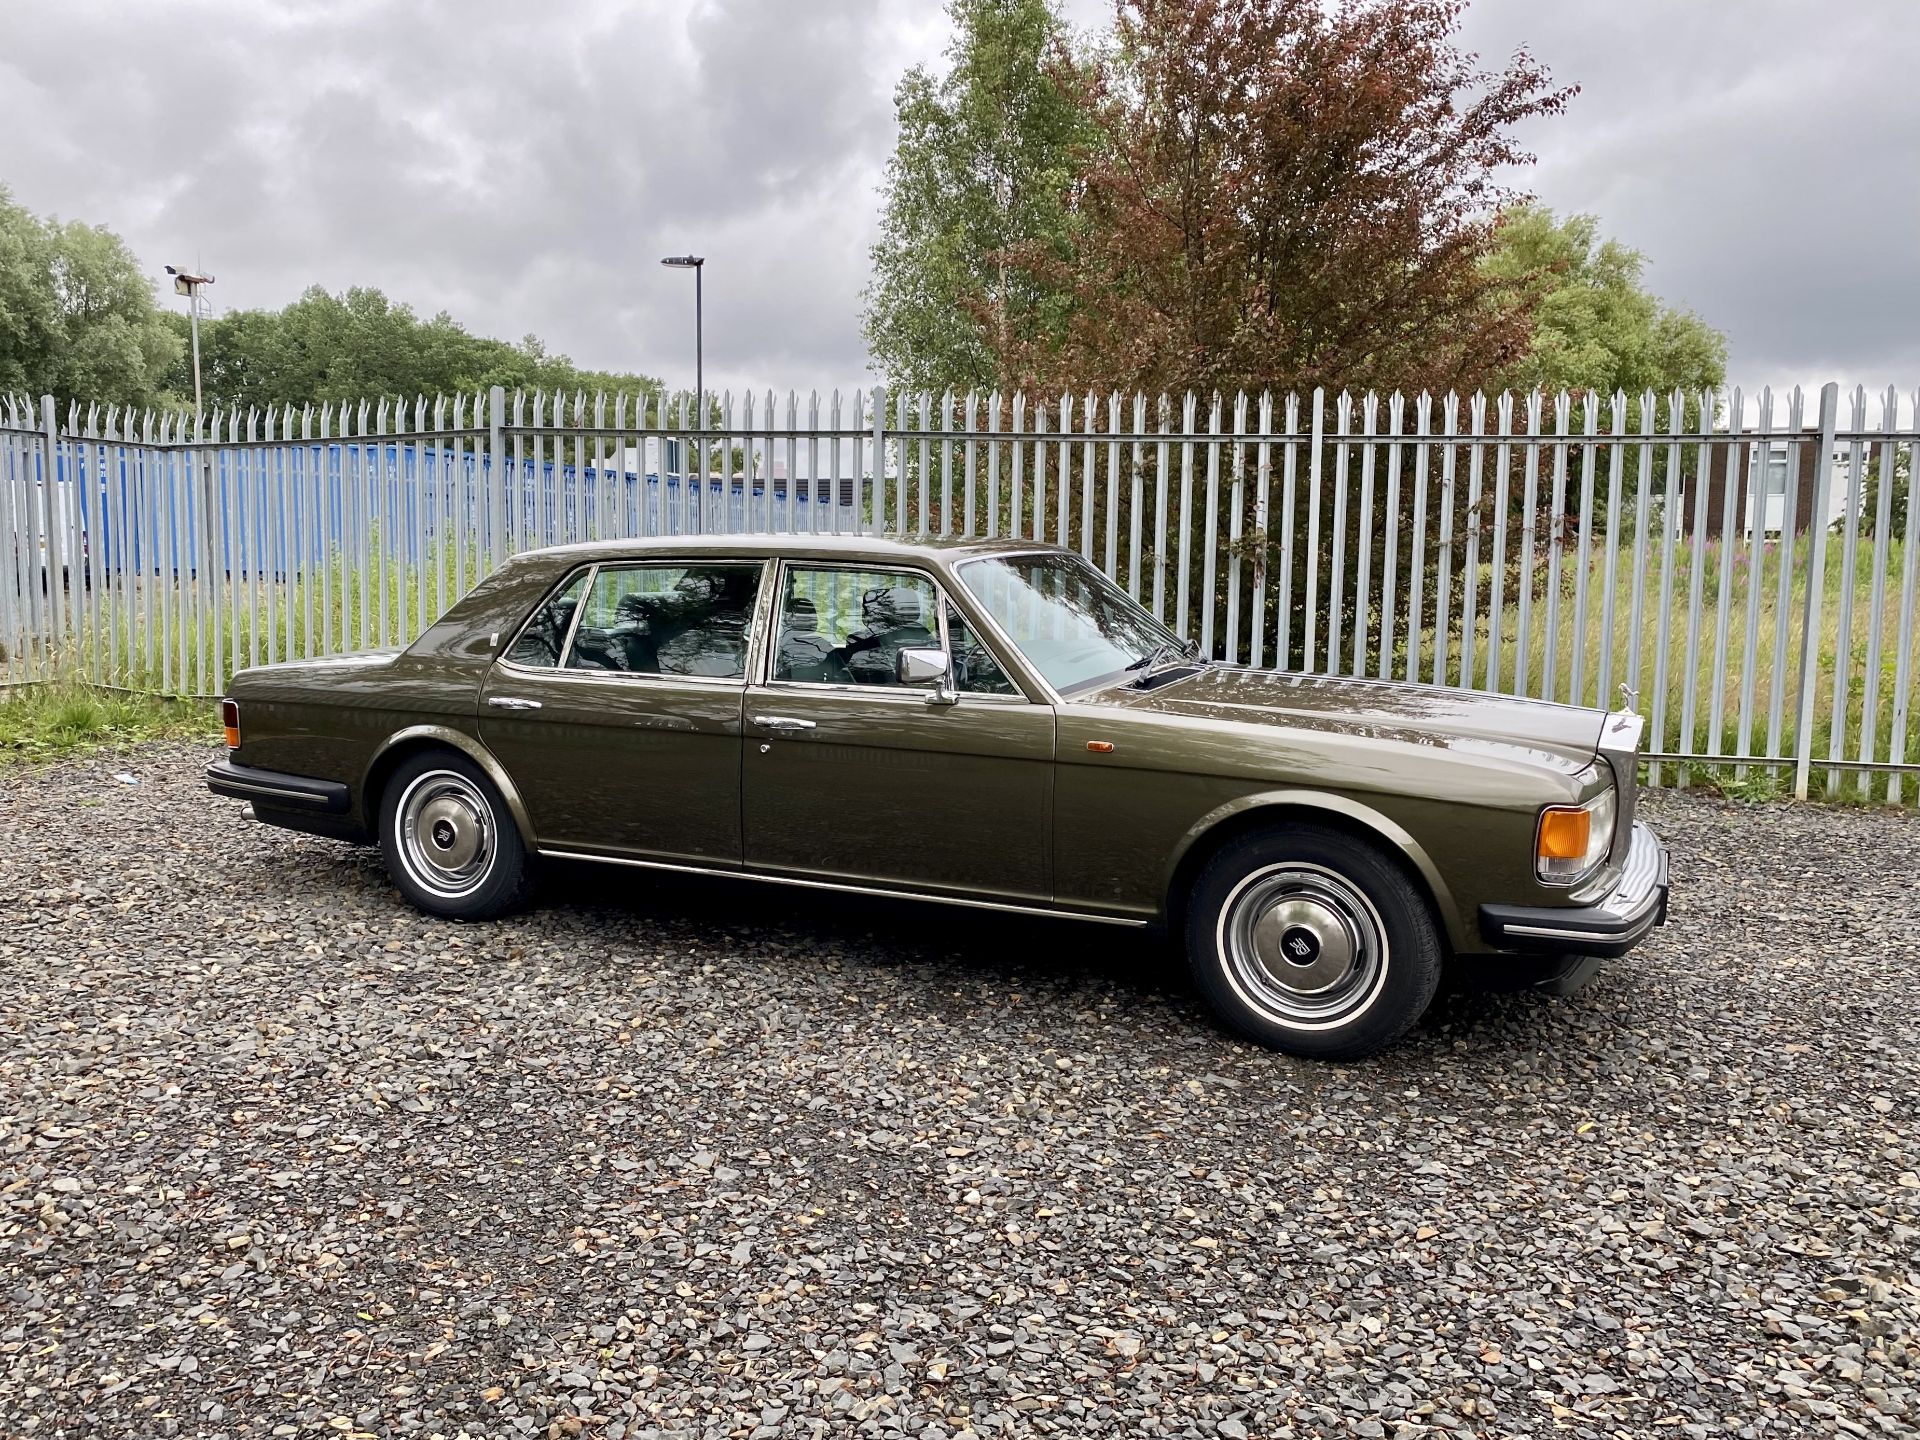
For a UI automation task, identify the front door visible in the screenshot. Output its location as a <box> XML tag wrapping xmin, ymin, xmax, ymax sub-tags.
<box><xmin>742</xmin><ymin>562</ymin><xmax>1052</xmax><ymax>901</ymax></box>
<box><xmin>479</xmin><ymin>559</ymin><xmax>765</xmax><ymax>863</ymax></box>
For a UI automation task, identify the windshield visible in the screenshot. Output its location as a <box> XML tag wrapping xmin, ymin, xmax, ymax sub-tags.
<box><xmin>956</xmin><ymin>551</ymin><xmax>1187</xmax><ymax>694</ymax></box>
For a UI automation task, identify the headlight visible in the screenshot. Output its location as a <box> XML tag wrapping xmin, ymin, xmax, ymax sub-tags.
<box><xmin>1535</xmin><ymin>784</ymin><xmax>1614</xmax><ymax>885</ymax></box>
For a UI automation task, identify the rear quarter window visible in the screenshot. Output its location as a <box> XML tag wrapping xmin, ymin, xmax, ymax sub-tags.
<box><xmin>503</xmin><ymin>572</ymin><xmax>588</xmax><ymax>667</ymax></box>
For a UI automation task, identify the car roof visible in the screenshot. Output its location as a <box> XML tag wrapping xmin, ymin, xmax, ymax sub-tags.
<box><xmin>514</xmin><ymin>533</ymin><xmax>1067</xmax><ymax>569</ymax></box>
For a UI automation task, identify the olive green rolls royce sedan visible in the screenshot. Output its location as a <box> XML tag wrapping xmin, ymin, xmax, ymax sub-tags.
<box><xmin>206</xmin><ymin>535</ymin><xmax>1669</xmax><ymax>1060</ymax></box>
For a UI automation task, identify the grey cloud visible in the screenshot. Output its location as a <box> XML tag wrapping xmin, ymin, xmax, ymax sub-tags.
<box><xmin>4</xmin><ymin>0</ymin><xmax>1912</xmax><ymax>395</ymax></box>
<box><xmin>0</xmin><ymin>0</ymin><xmax>928</xmax><ymax>393</ymax></box>
<box><xmin>1460</xmin><ymin>0</ymin><xmax>1920</xmax><ymax>388</ymax></box>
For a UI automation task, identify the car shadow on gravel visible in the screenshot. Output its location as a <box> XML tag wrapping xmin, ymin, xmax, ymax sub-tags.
<box><xmin>536</xmin><ymin>852</ymin><xmax>1190</xmax><ymax>996</ymax></box>
<box><xmin>251</xmin><ymin>841</ymin><xmax>1630</xmax><ymax>1059</ymax></box>
<box><xmin>538</xmin><ymin>857</ymin><xmax>1641</xmax><ymax>1047</ymax></box>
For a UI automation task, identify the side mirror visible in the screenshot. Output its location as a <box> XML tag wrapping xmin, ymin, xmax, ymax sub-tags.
<box><xmin>896</xmin><ymin>646</ymin><xmax>949</xmax><ymax>686</ymax></box>
<box><xmin>896</xmin><ymin>646</ymin><xmax>956</xmax><ymax>705</ymax></box>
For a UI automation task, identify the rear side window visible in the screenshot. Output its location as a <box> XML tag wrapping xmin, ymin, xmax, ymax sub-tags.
<box><xmin>503</xmin><ymin>572</ymin><xmax>588</xmax><ymax>667</ymax></box>
<box><xmin>565</xmin><ymin>563</ymin><xmax>761</xmax><ymax>679</ymax></box>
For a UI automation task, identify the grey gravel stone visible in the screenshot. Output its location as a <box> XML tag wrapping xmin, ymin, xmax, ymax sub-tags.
<box><xmin>1</xmin><ymin>741</ymin><xmax>1916</xmax><ymax>1439</ymax></box>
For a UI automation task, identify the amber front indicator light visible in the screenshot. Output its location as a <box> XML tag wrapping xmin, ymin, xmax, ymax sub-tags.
<box><xmin>1535</xmin><ymin>785</ymin><xmax>1614</xmax><ymax>884</ymax></box>
<box><xmin>220</xmin><ymin>699</ymin><xmax>240</xmax><ymax>750</ymax></box>
<box><xmin>1537</xmin><ymin>807</ymin><xmax>1589</xmax><ymax>859</ymax></box>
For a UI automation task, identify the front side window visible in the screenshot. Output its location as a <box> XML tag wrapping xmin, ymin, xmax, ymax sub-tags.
<box><xmin>957</xmin><ymin>551</ymin><xmax>1181</xmax><ymax>694</ymax></box>
<box><xmin>564</xmin><ymin>563</ymin><xmax>760</xmax><ymax>678</ymax></box>
<box><xmin>774</xmin><ymin>566</ymin><xmax>939</xmax><ymax>686</ymax></box>
<box><xmin>504</xmin><ymin>571</ymin><xmax>588</xmax><ymax>667</ymax></box>
<box><xmin>947</xmin><ymin>604</ymin><xmax>1016</xmax><ymax>695</ymax></box>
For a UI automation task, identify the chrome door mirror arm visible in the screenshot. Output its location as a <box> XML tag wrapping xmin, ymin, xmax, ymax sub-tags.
<box><xmin>896</xmin><ymin>645</ymin><xmax>957</xmax><ymax>705</ymax></box>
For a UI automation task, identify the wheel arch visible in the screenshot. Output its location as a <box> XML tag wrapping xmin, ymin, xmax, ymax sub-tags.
<box><xmin>1163</xmin><ymin>792</ymin><xmax>1464</xmax><ymax>950</ymax></box>
<box><xmin>362</xmin><ymin>725</ymin><xmax>535</xmax><ymax>844</ymax></box>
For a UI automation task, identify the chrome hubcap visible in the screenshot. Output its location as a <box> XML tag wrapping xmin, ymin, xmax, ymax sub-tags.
<box><xmin>1219</xmin><ymin>863</ymin><xmax>1388</xmax><ymax>1029</ymax></box>
<box><xmin>396</xmin><ymin>771</ymin><xmax>494</xmax><ymax>899</ymax></box>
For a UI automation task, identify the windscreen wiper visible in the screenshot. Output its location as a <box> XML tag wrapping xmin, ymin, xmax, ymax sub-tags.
<box><xmin>1127</xmin><ymin>640</ymin><xmax>1205</xmax><ymax>685</ymax></box>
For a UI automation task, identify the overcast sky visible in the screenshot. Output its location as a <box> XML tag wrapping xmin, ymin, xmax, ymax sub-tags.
<box><xmin>3</xmin><ymin>0</ymin><xmax>1916</xmax><ymax>398</ymax></box>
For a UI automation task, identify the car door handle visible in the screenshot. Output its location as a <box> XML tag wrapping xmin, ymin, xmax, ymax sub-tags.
<box><xmin>487</xmin><ymin>696</ymin><xmax>543</xmax><ymax>711</ymax></box>
<box><xmin>751</xmin><ymin>714</ymin><xmax>816</xmax><ymax>733</ymax></box>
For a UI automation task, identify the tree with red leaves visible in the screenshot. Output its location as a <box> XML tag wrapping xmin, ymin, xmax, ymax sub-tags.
<box><xmin>992</xmin><ymin>0</ymin><xmax>1574</xmax><ymax>397</ymax></box>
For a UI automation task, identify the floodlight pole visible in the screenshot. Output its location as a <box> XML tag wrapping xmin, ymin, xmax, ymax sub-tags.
<box><xmin>189</xmin><ymin>304</ymin><xmax>203</xmax><ymax>431</ymax></box>
<box><xmin>166</xmin><ymin>266</ymin><xmax>215</xmax><ymax>436</ymax></box>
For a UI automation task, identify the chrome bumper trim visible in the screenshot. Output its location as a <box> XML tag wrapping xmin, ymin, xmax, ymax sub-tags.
<box><xmin>205</xmin><ymin>759</ymin><xmax>351</xmax><ymax>814</ymax></box>
<box><xmin>1479</xmin><ymin>822</ymin><xmax>1669</xmax><ymax>958</ymax></box>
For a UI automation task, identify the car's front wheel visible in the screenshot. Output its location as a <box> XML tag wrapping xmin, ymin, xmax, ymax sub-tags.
<box><xmin>1185</xmin><ymin>824</ymin><xmax>1441</xmax><ymax>1060</ymax></box>
<box><xmin>378</xmin><ymin>749</ymin><xmax>532</xmax><ymax>920</ymax></box>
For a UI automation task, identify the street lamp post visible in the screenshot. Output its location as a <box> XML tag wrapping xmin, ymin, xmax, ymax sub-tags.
<box><xmin>660</xmin><ymin>255</ymin><xmax>705</xmax><ymax>527</ymax></box>
<box><xmin>165</xmin><ymin>266</ymin><xmax>215</xmax><ymax>436</ymax></box>
<box><xmin>165</xmin><ymin>265</ymin><xmax>217</xmax><ymax>656</ymax></box>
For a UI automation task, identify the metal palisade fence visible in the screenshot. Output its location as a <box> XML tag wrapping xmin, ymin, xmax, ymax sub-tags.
<box><xmin>3</xmin><ymin>381</ymin><xmax>1917</xmax><ymax>803</ymax></box>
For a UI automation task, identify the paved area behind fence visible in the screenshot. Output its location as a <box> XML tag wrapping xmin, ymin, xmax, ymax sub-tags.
<box><xmin>2</xmin><ymin>743</ymin><xmax>1916</xmax><ymax>1438</ymax></box>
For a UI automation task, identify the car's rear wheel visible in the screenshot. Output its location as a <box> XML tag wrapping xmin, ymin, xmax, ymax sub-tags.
<box><xmin>378</xmin><ymin>750</ymin><xmax>532</xmax><ymax>920</ymax></box>
<box><xmin>1185</xmin><ymin>824</ymin><xmax>1441</xmax><ymax>1060</ymax></box>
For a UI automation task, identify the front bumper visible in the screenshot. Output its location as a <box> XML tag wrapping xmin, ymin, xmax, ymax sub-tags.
<box><xmin>1478</xmin><ymin>821</ymin><xmax>1669</xmax><ymax>959</ymax></box>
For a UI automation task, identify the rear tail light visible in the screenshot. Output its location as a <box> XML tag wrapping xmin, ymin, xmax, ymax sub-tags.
<box><xmin>219</xmin><ymin>699</ymin><xmax>240</xmax><ymax>750</ymax></box>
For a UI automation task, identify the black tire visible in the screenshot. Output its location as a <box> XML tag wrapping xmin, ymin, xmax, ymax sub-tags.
<box><xmin>377</xmin><ymin>749</ymin><xmax>533</xmax><ymax>920</ymax></box>
<box><xmin>1184</xmin><ymin>823</ymin><xmax>1441</xmax><ymax>1060</ymax></box>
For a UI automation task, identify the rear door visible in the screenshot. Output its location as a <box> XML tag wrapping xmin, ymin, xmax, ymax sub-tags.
<box><xmin>740</xmin><ymin>561</ymin><xmax>1052</xmax><ymax>900</ymax></box>
<box><xmin>478</xmin><ymin>558</ymin><xmax>766</xmax><ymax>863</ymax></box>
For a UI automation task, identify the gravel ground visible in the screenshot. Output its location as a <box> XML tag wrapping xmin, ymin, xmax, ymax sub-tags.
<box><xmin>2</xmin><ymin>740</ymin><xmax>1916</xmax><ymax>1440</ymax></box>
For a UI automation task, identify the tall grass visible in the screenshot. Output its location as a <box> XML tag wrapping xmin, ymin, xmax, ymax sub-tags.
<box><xmin>1423</xmin><ymin>531</ymin><xmax>1918</xmax><ymax>804</ymax></box>
<box><xmin>6</xmin><ymin>521</ymin><xmax>1914</xmax><ymax>804</ymax></box>
<box><xmin>0</xmin><ymin>681</ymin><xmax>216</xmax><ymax>770</ymax></box>
<box><xmin>8</xmin><ymin>532</ymin><xmax>492</xmax><ymax>698</ymax></box>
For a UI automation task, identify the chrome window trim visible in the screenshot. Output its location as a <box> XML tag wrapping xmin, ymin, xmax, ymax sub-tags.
<box><xmin>941</xmin><ymin>599</ymin><xmax>1025</xmax><ymax>704</ymax></box>
<box><xmin>762</xmin><ymin>558</ymin><xmax>1039</xmax><ymax>703</ymax></box>
<box><xmin>946</xmin><ymin>552</ymin><xmax>1065</xmax><ymax>705</ymax></box>
<box><xmin>745</xmin><ymin>555</ymin><xmax>781</xmax><ymax>684</ymax></box>
<box><xmin>492</xmin><ymin>659</ymin><xmax>753</xmax><ymax>690</ymax></box>
<box><xmin>535</xmin><ymin>847</ymin><xmax>1149</xmax><ymax>927</ymax></box>
<box><xmin>555</xmin><ymin>562</ymin><xmax>597</xmax><ymax>666</ymax></box>
<box><xmin>493</xmin><ymin>556</ymin><xmax>772</xmax><ymax>686</ymax></box>
<box><xmin>496</xmin><ymin>562</ymin><xmax>596</xmax><ymax>669</ymax></box>
<box><xmin>755</xmin><ymin>677</ymin><xmax>1032</xmax><ymax>707</ymax></box>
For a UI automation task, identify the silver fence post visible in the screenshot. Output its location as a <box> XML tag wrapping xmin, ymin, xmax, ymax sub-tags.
<box><xmin>1304</xmin><ymin>387</ymin><xmax>1324</xmax><ymax>671</ymax></box>
<box><xmin>1792</xmin><ymin>381</ymin><xmax>1840</xmax><ymax>800</ymax></box>
<box><xmin>0</xmin><ymin>415</ymin><xmax>17</xmax><ymax>677</ymax></box>
<box><xmin>870</xmin><ymin>386</ymin><xmax>886</xmax><ymax>535</ymax></box>
<box><xmin>40</xmin><ymin>395</ymin><xmax>65</xmax><ymax>670</ymax></box>
<box><xmin>487</xmin><ymin>385</ymin><xmax>506</xmax><ymax>569</ymax></box>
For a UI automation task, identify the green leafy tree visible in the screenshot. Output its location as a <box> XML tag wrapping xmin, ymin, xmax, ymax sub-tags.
<box><xmin>1859</xmin><ymin>443</ymin><xmax>1910</xmax><ymax>540</ymax></box>
<box><xmin>1483</xmin><ymin>205</ymin><xmax>1726</xmax><ymax>398</ymax></box>
<box><xmin>864</xmin><ymin>0</ymin><xmax>1091</xmax><ymax>393</ymax></box>
<box><xmin>163</xmin><ymin>286</ymin><xmax>661</xmax><ymax>413</ymax></box>
<box><xmin>0</xmin><ymin>184</ymin><xmax>182</xmax><ymax>411</ymax></box>
<box><xmin>1478</xmin><ymin>207</ymin><xmax>1727</xmax><ymax>544</ymax></box>
<box><xmin>992</xmin><ymin>0</ymin><xmax>1573</xmax><ymax>398</ymax></box>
